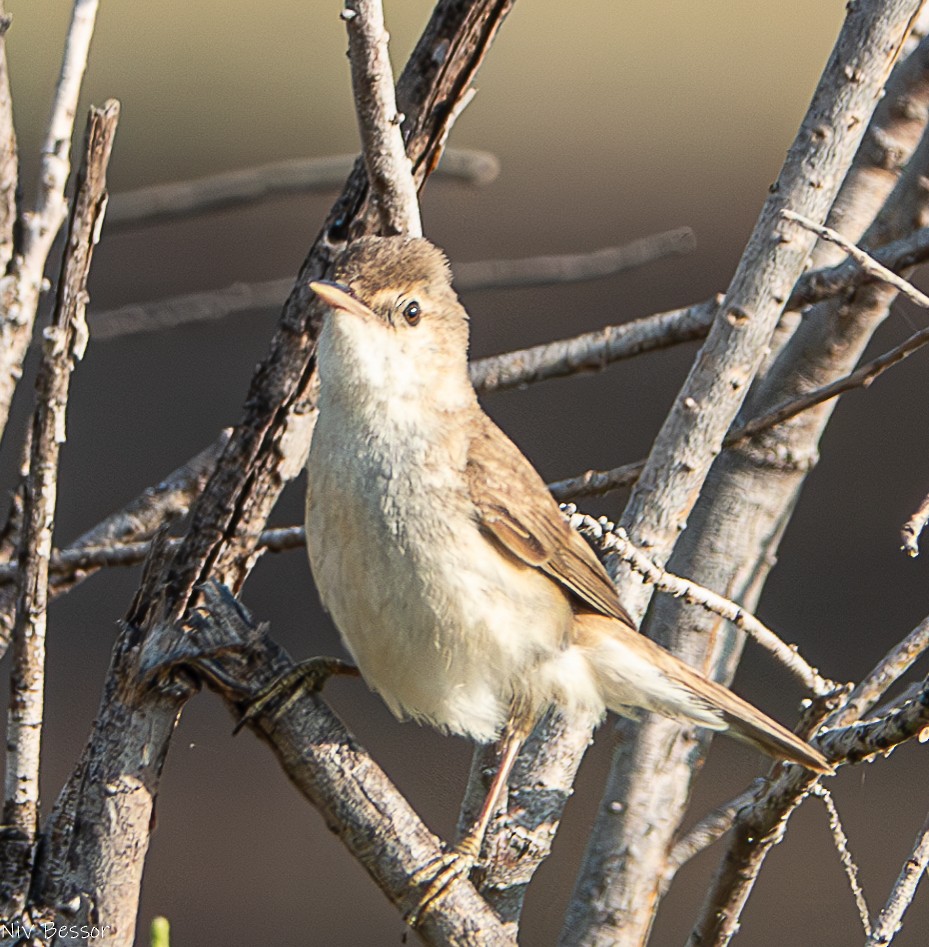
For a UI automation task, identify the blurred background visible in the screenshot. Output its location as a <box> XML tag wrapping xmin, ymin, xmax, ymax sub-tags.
<box><xmin>3</xmin><ymin>1</ymin><xmax>929</xmax><ymax>944</ymax></box>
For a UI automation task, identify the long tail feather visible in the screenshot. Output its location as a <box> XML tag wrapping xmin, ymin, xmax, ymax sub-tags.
<box><xmin>574</xmin><ymin>613</ymin><xmax>832</xmax><ymax>774</ymax></box>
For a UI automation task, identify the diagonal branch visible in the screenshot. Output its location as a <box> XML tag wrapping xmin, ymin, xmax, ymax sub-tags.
<box><xmin>782</xmin><ymin>208</ymin><xmax>929</xmax><ymax>307</ymax></box>
<box><xmin>183</xmin><ymin>584</ymin><xmax>514</xmax><ymax>945</ymax></box>
<box><xmin>30</xmin><ymin>5</ymin><xmax>519</xmax><ymax>945</ymax></box>
<box><xmin>865</xmin><ymin>807</ymin><xmax>929</xmax><ymax>945</ymax></box>
<box><xmin>0</xmin><ymin>100</ymin><xmax>119</xmax><ymax>919</ymax></box>
<box><xmin>565</xmin><ymin>512</ymin><xmax>833</xmax><ymax>694</ymax></box>
<box><xmin>561</xmin><ymin>3</ymin><xmax>927</xmax><ymax>942</ymax></box>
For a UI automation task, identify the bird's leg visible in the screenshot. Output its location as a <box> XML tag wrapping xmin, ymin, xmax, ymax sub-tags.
<box><xmin>235</xmin><ymin>657</ymin><xmax>359</xmax><ymax>733</ymax></box>
<box><xmin>406</xmin><ymin>721</ymin><xmax>528</xmax><ymax>927</ymax></box>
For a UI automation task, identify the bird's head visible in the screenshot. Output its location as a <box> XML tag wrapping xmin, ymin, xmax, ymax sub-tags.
<box><xmin>310</xmin><ymin>236</ymin><xmax>473</xmax><ymax>409</ymax></box>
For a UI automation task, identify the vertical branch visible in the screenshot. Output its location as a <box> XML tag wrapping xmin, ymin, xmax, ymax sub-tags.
<box><xmin>0</xmin><ymin>0</ymin><xmax>99</xmax><ymax>443</ymax></box>
<box><xmin>0</xmin><ymin>4</ymin><xmax>17</xmax><ymax>273</ymax></box>
<box><xmin>0</xmin><ymin>100</ymin><xmax>119</xmax><ymax>918</ymax></box>
<box><xmin>343</xmin><ymin>0</ymin><xmax>423</xmax><ymax>236</ymax></box>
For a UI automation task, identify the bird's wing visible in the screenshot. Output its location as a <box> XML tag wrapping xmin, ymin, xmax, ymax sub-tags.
<box><xmin>466</xmin><ymin>415</ymin><xmax>636</xmax><ymax>628</ymax></box>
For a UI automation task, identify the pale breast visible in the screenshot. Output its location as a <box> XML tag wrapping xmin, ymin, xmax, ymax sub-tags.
<box><xmin>305</xmin><ymin>408</ymin><xmax>574</xmax><ymax>742</ymax></box>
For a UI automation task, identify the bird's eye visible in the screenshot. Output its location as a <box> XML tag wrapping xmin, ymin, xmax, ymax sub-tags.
<box><xmin>402</xmin><ymin>300</ymin><xmax>421</xmax><ymax>326</ymax></box>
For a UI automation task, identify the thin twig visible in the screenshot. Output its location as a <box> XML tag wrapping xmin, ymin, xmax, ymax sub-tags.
<box><xmin>553</xmin><ymin>320</ymin><xmax>929</xmax><ymax>502</ymax></box>
<box><xmin>85</xmin><ymin>238</ymin><xmax>702</xmax><ymax>344</ymax></box>
<box><xmin>458</xmin><ymin>227</ymin><xmax>695</xmax><ymax>292</ymax></box>
<box><xmin>866</xmin><ymin>807</ymin><xmax>929</xmax><ymax>946</ymax></box>
<box><xmin>0</xmin><ymin>524</ymin><xmax>303</xmax><ymax>584</ymax></box>
<box><xmin>666</xmin><ymin>785</ymin><xmax>760</xmax><ymax>878</ymax></box>
<box><xmin>832</xmin><ymin>613</ymin><xmax>929</xmax><ymax>728</ymax></box>
<box><xmin>812</xmin><ymin>784</ymin><xmax>871</xmax><ymax>936</ymax></box>
<box><xmin>0</xmin><ymin>0</ymin><xmax>17</xmax><ymax>273</ymax></box>
<box><xmin>0</xmin><ymin>0</ymin><xmax>100</xmax><ymax>441</ymax></box>
<box><xmin>0</xmin><ymin>434</ymin><xmax>228</xmax><ymax>660</ymax></box>
<box><xmin>106</xmin><ymin>149</ymin><xmax>498</xmax><ymax>229</ymax></box>
<box><xmin>901</xmin><ymin>489</ymin><xmax>929</xmax><ymax>556</ymax></box>
<box><xmin>549</xmin><ymin>460</ymin><xmax>643</xmax><ymax>501</ymax></box>
<box><xmin>470</xmin><ymin>295</ymin><xmax>712</xmax><ymax>394</ymax></box>
<box><xmin>782</xmin><ymin>208</ymin><xmax>929</xmax><ymax>308</ymax></box>
<box><xmin>343</xmin><ymin>0</ymin><xmax>422</xmax><ymax>236</ymax></box>
<box><xmin>85</xmin><ymin>217</ymin><xmax>929</xmax><ymax>359</ymax></box>
<box><xmin>566</xmin><ymin>512</ymin><xmax>831</xmax><ymax>693</ymax></box>
<box><xmin>669</xmin><ymin>611</ymin><xmax>929</xmax><ymax>873</ymax></box>
<box><xmin>0</xmin><ymin>100</ymin><xmax>118</xmax><ymax>919</ymax></box>
<box><xmin>727</xmin><ymin>318</ymin><xmax>929</xmax><ymax>447</ymax></box>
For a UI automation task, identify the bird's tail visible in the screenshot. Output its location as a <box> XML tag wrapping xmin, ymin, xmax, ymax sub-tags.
<box><xmin>574</xmin><ymin>613</ymin><xmax>832</xmax><ymax>775</ymax></box>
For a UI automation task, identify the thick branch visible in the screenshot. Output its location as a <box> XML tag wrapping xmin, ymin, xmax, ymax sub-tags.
<box><xmin>176</xmin><ymin>584</ymin><xmax>514</xmax><ymax>946</ymax></box>
<box><xmin>0</xmin><ymin>100</ymin><xmax>118</xmax><ymax>919</ymax></box>
<box><xmin>563</xmin><ymin>4</ymin><xmax>926</xmax><ymax>942</ymax></box>
<box><xmin>32</xmin><ymin>5</ymin><xmax>518</xmax><ymax>944</ymax></box>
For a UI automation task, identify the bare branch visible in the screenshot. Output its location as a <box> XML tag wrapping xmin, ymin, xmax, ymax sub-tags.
<box><xmin>566</xmin><ymin>513</ymin><xmax>833</xmax><ymax>694</ymax></box>
<box><xmin>172</xmin><ymin>584</ymin><xmax>514</xmax><ymax>945</ymax></box>
<box><xmin>30</xmin><ymin>571</ymin><xmax>511</xmax><ymax>945</ymax></box>
<box><xmin>0</xmin><ymin>523</ymin><xmax>302</xmax><ymax>586</ymax></box>
<box><xmin>106</xmin><ymin>149</ymin><xmax>498</xmax><ymax>229</ymax></box>
<box><xmin>670</xmin><ymin>610</ymin><xmax>929</xmax><ymax>874</ymax></box>
<box><xmin>782</xmin><ymin>208</ymin><xmax>929</xmax><ymax>307</ymax></box>
<box><xmin>565</xmin><ymin>3</ymin><xmax>926</xmax><ymax>941</ymax></box>
<box><xmin>459</xmin><ymin>227</ymin><xmax>695</xmax><ymax>292</ymax></box>
<box><xmin>0</xmin><ymin>434</ymin><xmax>227</xmax><ymax>662</ymax></box>
<box><xmin>833</xmin><ymin>614</ymin><xmax>929</xmax><ymax>727</ymax></box>
<box><xmin>0</xmin><ymin>0</ymin><xmax>100</xmax><ymax>441</ymax></box>
<box><xmin>470</xmin><ymin>296</ymin><xmax>713</xmax><ymax>394</ymax></box>
<box><xmin>901</xmin><ymin>488</ymin><xmax>929</xmax><ymax>556</ymax></box>
<box><xmin>665</xmin><ymin>785</ymin><xmax>759</xmax><ymax>878</ymax></box>
<box><xmin>343</xmin><ymin>0</ymin><xmax>422</xmax><ymax>237</ymax></box>
<box><xmin>866</xmin><ymin>807</ymin><xmax>929</xmax><ymax>946</ymax></box>
<box><xmin>0</xmin><ymin>1</ymin><xmax>17</xmax><ymax>274</ymax></box>
<box><xmin>729</xmin><ymin>318</ymin><xmax>929</xmax><ymax>447</ymax></box>
<box><xmin>548</xmin><ymin>460</ymin><xmax>643</xmax><ymax>501</ymax></box>
<box><xmin>812</xmin><ymin>785</ymin><xmax>871</xmax><ymax>936</ymax></box>
<box><xmin>0</xmin><ymin>100</ymin><xmax>118</xmax><ymax>919</ymax></box>
<box><xmin>551</xmin><ymin>317</ymin><xmax>929</xmax><ymax>503</ymax></box>
<box><xmin>85</xmin><ymin>216</ymin><xmax>929</xmax><ymax>358</ymax></box>
<box><xmin>86</xmin><ymin>235</ymin><xmax>695</xmax><ymax>345</ymax></box>
<box><xmin>688</xmin><ymin>683</ymin><xmax>929</xmax><ymax>947</ymax></box>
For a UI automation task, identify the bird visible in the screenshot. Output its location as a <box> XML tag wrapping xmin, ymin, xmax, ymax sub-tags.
<box><xmin>304</xmin><ymin>234</ymin><xmax>830</xmax><ymax>919</ymax></box>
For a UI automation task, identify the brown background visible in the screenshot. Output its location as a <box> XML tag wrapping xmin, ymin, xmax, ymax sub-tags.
<box><xmin>3</xmin><ymin>1</ymin><xmax>929</xmax><ymax>944</ymax></box>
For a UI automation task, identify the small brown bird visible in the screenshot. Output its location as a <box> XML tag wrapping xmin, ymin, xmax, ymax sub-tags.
<box><xmin>305</xmin><ymin>235</ymin><xmax>829</xmax><ymax>915</ymax></box>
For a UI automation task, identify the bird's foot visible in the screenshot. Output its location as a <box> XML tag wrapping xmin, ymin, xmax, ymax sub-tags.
<box><xmin>405</xmin><ymin>835</ymin><xmax>483</xmax><ymax>928</ymax></box>
<box><xmin>235</xmin><ymin>656</ymin><xmax>358</xmax><ymax>733</ymax></box>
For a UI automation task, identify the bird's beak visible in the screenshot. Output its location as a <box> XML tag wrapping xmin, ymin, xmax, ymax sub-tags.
<box><xmin>309</xmin><ymin>280</ymin><xmax>374</xmax><ymax>320</ymax></box>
